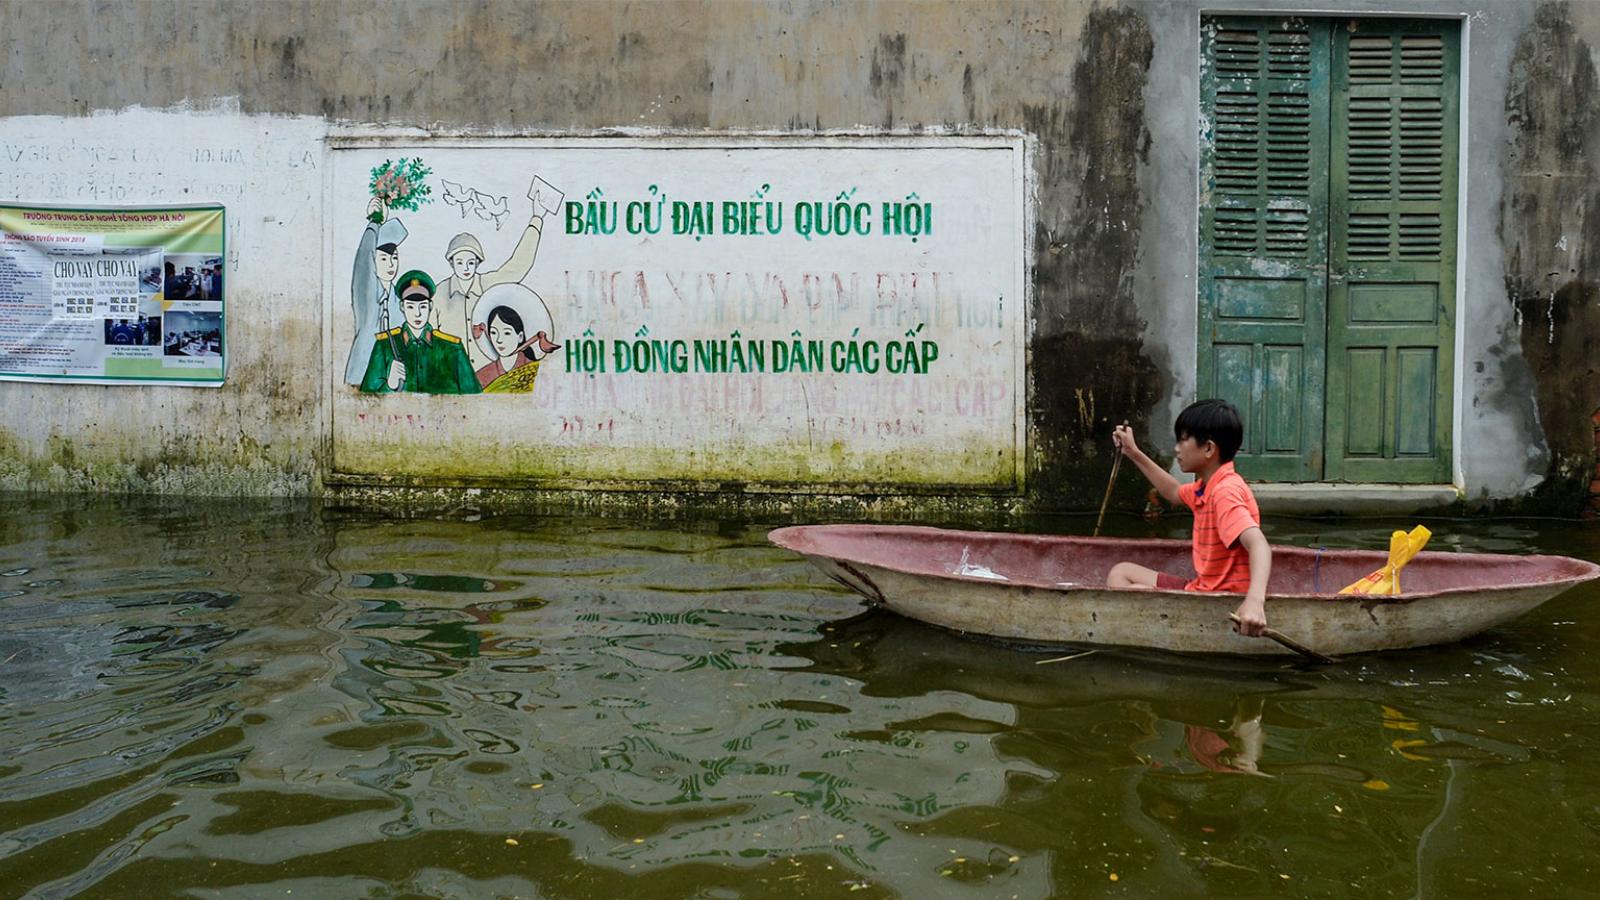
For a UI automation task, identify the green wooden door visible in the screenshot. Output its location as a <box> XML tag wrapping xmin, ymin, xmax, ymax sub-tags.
<box><xmin>1199</xmin><ymin>16</ymin><xmax>1458</xmax><ymax>484</ymax></box>
<box><xmin>1326</xmin><ymin>19</ymin><xmax>1459</xmax><ymax>482</ymax></box>
<box><xmin>1199</xmin><ymin>17</ymin><xmax>1331</xmax><ymax>482</ymax></box>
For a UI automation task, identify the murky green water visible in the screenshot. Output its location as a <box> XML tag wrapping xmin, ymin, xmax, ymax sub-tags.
<box><xmin>1</xmin><ymin>497</ymin><xmax>1597</xmax><ymax>899</ymax></box>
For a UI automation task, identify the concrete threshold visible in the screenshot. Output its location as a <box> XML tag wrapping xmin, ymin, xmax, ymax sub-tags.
<box><xmin>1252</xmin><ymin>483</ymin><xmax>1461</xmax><ymax>516</ymax></box>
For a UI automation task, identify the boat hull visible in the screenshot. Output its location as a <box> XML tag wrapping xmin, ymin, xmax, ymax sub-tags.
<box><xmin>771</xmin><ymin>525</ymin><xmax>1600</xmax><ymax>656</ymax></box>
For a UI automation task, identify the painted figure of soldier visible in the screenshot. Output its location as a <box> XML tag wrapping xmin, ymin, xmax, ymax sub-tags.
<box><xmin>359</xmin><ymin>270</ymin><xmax>481</xmax><ymax>394</ymax></box>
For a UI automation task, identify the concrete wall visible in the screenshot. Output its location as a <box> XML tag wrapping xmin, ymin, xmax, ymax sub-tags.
<box><xmin>0</xmin><ymin>109</ymin><xmax>326</xmax><ymax>494</ymax></box>
<box><xmin>0</xmin><ymin>0</ymin><xmax>1595</xmax><ymax>512</ymax></box>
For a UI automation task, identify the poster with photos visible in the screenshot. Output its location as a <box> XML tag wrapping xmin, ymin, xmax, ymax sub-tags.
<box><xmin>0</xmin><ymin>203</ymin><xmax>225</xmax><ymax>385</ymax></box>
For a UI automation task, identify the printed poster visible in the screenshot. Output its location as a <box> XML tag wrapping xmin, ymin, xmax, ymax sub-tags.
<box><xmin>0</xmin><ymin>203</ymin><xmax>226</xmax><ymax>385</ymax></box>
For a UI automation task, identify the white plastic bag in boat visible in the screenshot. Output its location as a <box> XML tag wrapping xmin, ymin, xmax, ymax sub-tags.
<box><xmin>954</xmin><ymin>545</ymin><xmax>1008</xmax><ymax>580</ymax></box>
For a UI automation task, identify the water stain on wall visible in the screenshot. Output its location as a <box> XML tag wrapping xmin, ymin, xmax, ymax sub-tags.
<box><xmin>1502</xmin><ymin>1</ymin><xmax>1600</xmax><ymax>509</ymax></box>
<box><xmin>1026</xmin><ymin>6</ymin><xmax>1163</xmax><ymax>506</ymax></box>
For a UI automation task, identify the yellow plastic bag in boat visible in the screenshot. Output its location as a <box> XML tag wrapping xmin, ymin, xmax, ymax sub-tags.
<box><xmin>1339</xmin><ymin>525</ymin><xmax>1432</xmax><ymax>595</ymax></box>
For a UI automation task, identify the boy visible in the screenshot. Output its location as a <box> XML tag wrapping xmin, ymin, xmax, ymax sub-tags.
<box><xmin>1106</xmin><ymin>399</ymin><xmax>1271</xmax><ymax>637</ymax></box>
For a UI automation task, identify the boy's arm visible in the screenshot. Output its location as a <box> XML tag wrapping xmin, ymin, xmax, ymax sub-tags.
<box><xmin>1112</xmin><ymin>425</ymin><xmax>1181</xmax><ymax>504</ymax></box>
<box><xmin>1234</xmin><ymin>526</ymin><xmax>1271</xmax><ymax>636</ymax></box>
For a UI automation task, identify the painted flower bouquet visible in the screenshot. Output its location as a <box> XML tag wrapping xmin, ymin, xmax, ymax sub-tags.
<box><xmin>368</xmin><ymin>157</ymin><xmax>433</xmax><ymax>223</ymax></box>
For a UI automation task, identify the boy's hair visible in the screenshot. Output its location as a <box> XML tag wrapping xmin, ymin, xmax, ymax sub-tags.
<box><xmin>1175</xmin><ymin>399</ymin><xmax>1244</xmax><ymax>462</ymax></box>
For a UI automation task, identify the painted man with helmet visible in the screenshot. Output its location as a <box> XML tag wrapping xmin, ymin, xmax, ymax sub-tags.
<box><xmin>433</xmin><ymin>210</ymin><xmax>545</xmax><ymax>370</ymax></box>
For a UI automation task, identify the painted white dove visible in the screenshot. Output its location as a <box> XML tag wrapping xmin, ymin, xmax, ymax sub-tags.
<box><xmin>473</xmin><ymin>193</ymin><xmax>510</xmax><ymax>230</ymax></box>
<box><xmin>440</xmin><ymin>179</ymin><xmax>474</xmax><ymax>217</ymax></box>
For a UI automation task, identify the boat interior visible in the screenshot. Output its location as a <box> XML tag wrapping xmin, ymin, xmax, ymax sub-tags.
<box><xmin>770</xmin><ymin>525</ymin><xmax>1600</xmax><ymax>598</ymax></box>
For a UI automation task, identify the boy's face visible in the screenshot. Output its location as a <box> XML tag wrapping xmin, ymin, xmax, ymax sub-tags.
<box><xmin>1173</xmin><ymin>433</ymin><xmax>1217</xmax><ymax>473</ymax></box>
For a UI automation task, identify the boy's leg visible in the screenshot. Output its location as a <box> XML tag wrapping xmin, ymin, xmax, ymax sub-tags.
<box><xmin>1107</xmin><ymin>562</ymin><xmax>1161</xmax><ymax>588</ymax></box>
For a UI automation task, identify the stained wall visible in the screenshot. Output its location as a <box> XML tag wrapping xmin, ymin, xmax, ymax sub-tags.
<box><xmin>0</xmin><ymin>0</ymin><xmax>1594</xmax><ymax>511</ymax></box>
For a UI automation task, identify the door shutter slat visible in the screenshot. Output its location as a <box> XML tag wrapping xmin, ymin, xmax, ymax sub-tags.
<box><xmin>1400</xmin><ymin>35</ymin><xmax>1445</xmax><ymax>83</ymax></box>
<box><xmin>1267</xmin><ymin>30</ymin><xmax>1313</xmax><ymax>77</ymax></box>
<box><xmin>1347</xmin><ymin>32</ymin><xmax>1445</xmax><ymax>85</ymax></box>
<box><xmin>1348</xmin><ymin>35</ymin><xmax>1394</xmax><ymax>82</ymax></box>
<box><xmin>1266</xmin><ymin>92</ymin><xmax>1312</xmax><ymax>194</ymax></box>
<box><xmin>1214</xmin><ymin>29</ymin><xmax>1262</xmax><ymax>76</ymax></box>
<box><xmin>1399</xmin><ymin>97</ymin><xmax>1444</xmax><ymax>199</ymax></box>
<box><xmin>1265</xmin><ymin>204</ymin><xmax>1310</xmax><ymax>256</ymax></box>
<box><xmin>1214</xmin><ymin>89</ymin><xmax>1262</xmax><ymax>193</ymax></box>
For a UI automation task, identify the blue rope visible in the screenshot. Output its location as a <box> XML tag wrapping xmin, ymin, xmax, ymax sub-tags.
<box><xmin>1313</xmin><ymin>545</ymin><xmax>1326</xmax><ymax>593</ymax></box>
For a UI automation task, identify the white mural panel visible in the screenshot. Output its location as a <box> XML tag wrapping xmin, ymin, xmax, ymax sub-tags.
<box><xmin>328</xmin><ymin>137</ymin><xmax>1027</xmax><ymax>488</ymax></box>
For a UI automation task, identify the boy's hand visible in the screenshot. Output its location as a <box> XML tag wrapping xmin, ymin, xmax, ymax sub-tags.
<box><xmin>1233</xmin><ymin>593</ymin><xmax>1267</xmax><ymax>637</ymax></box>
<box><xmin>1112</xmin><ymin>423</ymin><xmax>1181</xmax><ymax>504</ymax></box>
<box><xmin>1112</xmin><ymin>424</ymin><xmax>1139</xmax><ymax>458</ymax></box>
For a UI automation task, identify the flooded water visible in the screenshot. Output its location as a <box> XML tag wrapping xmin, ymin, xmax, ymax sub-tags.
<box><xmin>1</xmin><ymin>496</ymin><xmax>1598</xmax><ymax>898</ymax></box>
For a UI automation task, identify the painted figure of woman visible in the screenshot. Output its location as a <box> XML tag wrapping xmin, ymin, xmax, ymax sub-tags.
<box><xmin>470</xmin><ymin>283</ymin><xmax>560</xmax><ymax>394</ymax></box>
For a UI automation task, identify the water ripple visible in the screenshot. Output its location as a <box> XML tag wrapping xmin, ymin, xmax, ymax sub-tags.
<box><xmin>1</xmin><ymin>501</ymin><xmax>1598</xmax><ymax>897</ymax></box>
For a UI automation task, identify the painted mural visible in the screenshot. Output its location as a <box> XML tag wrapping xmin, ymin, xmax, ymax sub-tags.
<box><xmin>330</xmin><ymin>140</ymin><xmax>1027</xmax><ymax>487</ymax></box>
<box><xmin>346</xmin><ymin>157</ymin><xmax>562</xmax><ymax>394</ymax></box>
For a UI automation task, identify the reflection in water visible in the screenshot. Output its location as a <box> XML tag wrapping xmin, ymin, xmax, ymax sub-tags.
<box><xmin>314</xmin><ymin>527</ymin><xmax>1051</xmax><ymax>896</ymax></box>
<box><xmin>1176</xmin><ymin>696</ymin><xmax>1267</xmax><ymax>776</ymax></box>
<box><xmin>0</xmin><ymin>500</ymin><xmax>1597</xmax><ymax>897</ymax></box>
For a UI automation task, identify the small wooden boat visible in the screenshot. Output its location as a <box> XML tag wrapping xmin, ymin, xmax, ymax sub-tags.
<box><xmin>769</xmin><ymin>524</ymin><xmax>1600</xmax><ymax>657</ymax></box>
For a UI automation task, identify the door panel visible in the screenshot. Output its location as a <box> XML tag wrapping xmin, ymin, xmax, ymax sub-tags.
<box><xmin>1262</xmin><ymin>345</ymin><xmax>1305</xmax><ymax>452</ymax></box>
<box><xmin>1349</xmin><ymin>282</ymin><xmax>1437</xmax><ymax>323</ymax></box>
<box><xmin>1213</xmin><ymin>343</ymin><xmax>1256</xmax><ymax>422</ymax></box>
<box><xmin>1344</xmin><ymin>347</ymin><xmax>1387</xmax><ymax>455</ymax></box>
<box><xmin>1396</xmin><ymin>347</ymin><xmax>1437</xmax><ymax>455</ymax></box>
<box><xmin>1215</xmin><ymin>276</ymin><xmax>1306</xmax><ymax>320</ymax></box>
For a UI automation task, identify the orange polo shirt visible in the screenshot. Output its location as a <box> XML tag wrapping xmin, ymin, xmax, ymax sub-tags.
<box><xmin>1176</xmin><ymin>461</ymin><xmax>1260</xmax><ymax>593</ymax></box>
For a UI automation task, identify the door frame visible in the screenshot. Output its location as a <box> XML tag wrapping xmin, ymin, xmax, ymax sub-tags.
<box><xmin>1193</xmin><ymin>8</ymin><xmax>1471</xmax><ymax>488</ymax></box>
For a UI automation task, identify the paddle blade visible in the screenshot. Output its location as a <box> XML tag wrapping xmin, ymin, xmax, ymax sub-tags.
<box><xmin>1339</xmin><ymin>525</ymin><xmax>1432</xmax><ymax>595</ymax></box>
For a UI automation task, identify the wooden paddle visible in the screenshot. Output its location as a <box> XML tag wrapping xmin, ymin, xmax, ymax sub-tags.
<box><xmin>1094</xmin><ymin>420</ymin><xmax>1130</xmax><ymax>538</ymax></box>
<box><xmin>1230</xmin><ymin>613</ymin><xmax>1338</xmax><ymax>664</ymax></box>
